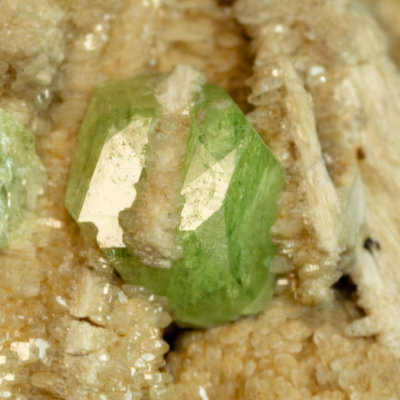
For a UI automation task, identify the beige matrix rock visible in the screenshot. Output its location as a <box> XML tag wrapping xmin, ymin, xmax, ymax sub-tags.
<box><xmin>0</xmin><ymin>0</ymin><xmax>400</xmax><ymax>399</ymax></box>
<box><xmin>234</xmin><ymin>0</ymin><xmax>400</xmax><ymax>357</ymax></box>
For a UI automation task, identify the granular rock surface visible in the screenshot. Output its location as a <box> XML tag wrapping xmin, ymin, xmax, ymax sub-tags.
<box><xmin>0</xmin><ymin>0</ymin><xmax>400</xmax><ymax>399</ymax></box>
<box><xmin>168</xmin><ymin>295</ymin><xmax>400</xmax><ymax>400</ymax></box>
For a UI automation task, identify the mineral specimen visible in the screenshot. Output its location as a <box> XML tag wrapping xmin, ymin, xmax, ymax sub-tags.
<box><xmin>65</xmin><ymin>65</ymin><xmax>283</xmax><ymax>327</ymax></box>
<box><xmin>0</xmin><ymin>111</ymin><xmax>46</xmax><ymax>249</ymax></box>
<box><xmin>2</xmin><ymin>0</ymin><xmax>400</xmax><ymax>398</ymax></box>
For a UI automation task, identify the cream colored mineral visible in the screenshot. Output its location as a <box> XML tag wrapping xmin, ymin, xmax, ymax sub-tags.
<box><xmin>0</xmin><ymin>1</ymin><xmax>174</xmax><ymax>399</ymax></box>
<box><xmin>234</xmin><ymin>0</ymin><xmax>379</xmax><ymax>305</ymax></box>
<box><xmin>168</xmin><ymin>295</ymin><xmax>400</xmax><ymax>400</ymax></box>
<box><xmin>0</xmin><ymin>0</ymin><xmax>400</xmax><ymax>398</ymax></box>
<box><xmin>233</xmin><ymin>0</ymin><xmax>400</xmax><ymax>358</ymax></box>
<box><xmin>120</xmin><ymin>66</ymin><xmax>205</xmax><ymax>269</ymax></box>
<box><xmin>361</xmin><ymin>0</ymin><xmax>400</xmax><ymax>65</ymax></box>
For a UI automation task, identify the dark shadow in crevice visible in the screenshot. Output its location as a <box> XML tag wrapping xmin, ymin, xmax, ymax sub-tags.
<box><xmin>163</xmin><ymin>322</ymin><xmax>197</xmax><ymax>353</ymax></box>
<box><xmin>333</xmin><ymin>274</ymin><xmax>366</xmax><ymax>317</ymax></box>
<box><xmin>213</xmin><ymin>1</ymin><xmax>255</xmax><ymax>115</ymax></box>
<box><xmin>333</xmin><ymin>274</ymin><xmax>357</xmax><ymax>301</ymax></box>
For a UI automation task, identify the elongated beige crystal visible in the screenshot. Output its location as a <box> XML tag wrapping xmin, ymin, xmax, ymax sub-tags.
<box><xmin>119</xmin><ymin>65</ymin><xmax>206</xmax><ymax>268</ymax></box>
<box><xmin>234</xmin><ymin>0</ymin><xmax>400</xmax><ymax>358</ymax></box>
<box><xmin>234</xmin><ymin>0</ymin><xmax>372</xmax><ymax>305</ymax></box>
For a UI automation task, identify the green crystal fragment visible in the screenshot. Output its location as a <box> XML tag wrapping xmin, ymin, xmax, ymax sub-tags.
<box><xmin>0</xmin><ymin>111</ymin><xmax>46</xmax><ymax>249</ymax></box>
<box><xmin>65</xmin><ymin>75</ymin><xmax>162</xmax><ymax>233</ymax></box>
<box><xmin>65</xmin><ymin>67</ymin><xmax>283</xmax><ymax>327</ymax></box>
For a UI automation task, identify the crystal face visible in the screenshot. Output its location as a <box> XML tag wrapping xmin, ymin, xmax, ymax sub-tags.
<box><xmin>78</xmin><ymin>118</ymin><xmax>152</xmax><ymax>248</ymax></box>
<box><xmin>66</xmin><ymin>68</ymin><xmax>283</xmax><ymax>327</ymax></box>
<box><xmin>0</xmin><ymin>111</ymin><xmax>46</xmax><ymax>249</ymax></box>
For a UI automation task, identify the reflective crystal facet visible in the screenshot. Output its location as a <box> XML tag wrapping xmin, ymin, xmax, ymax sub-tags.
<box><xmin>0</xmin><ymin>111</ymin><xmax>46</xmax><ymax>249</ymax></box>
<box><xmin>65</xmin><ymin>75</ymin><xmax>161</xmax><ymax>239</ymax></box>
<box><xmin>78</xmin><ymin>118</ymin><xmax>152</xmax><ymax>248</ymax></box>
<box><xmin>66</xmin><ymin>71</ymin><xmax>283</xmax><ymax>327</ymax></box>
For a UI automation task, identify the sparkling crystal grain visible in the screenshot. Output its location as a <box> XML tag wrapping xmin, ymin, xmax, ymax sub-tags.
<box><xmin>65</xmin><ymin>75</ymin><xmax>161</xmax><ymax>244</ymax></box>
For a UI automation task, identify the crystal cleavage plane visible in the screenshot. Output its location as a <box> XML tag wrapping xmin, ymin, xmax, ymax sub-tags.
<box><xmin>65</xmin><ymin>66</ymin><xmax>283</xmax><ymax>327</ymax></box>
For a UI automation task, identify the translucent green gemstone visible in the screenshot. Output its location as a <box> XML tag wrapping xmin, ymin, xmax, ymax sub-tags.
<box><xmin>0</xmin><ymin>111</ymin><xmax>46</xmax><ymax>249</ymax></box>
<box><xmin>65</xmin><ymin>69</ymin><xmax>283</xmax><ymax>327</ymax></box>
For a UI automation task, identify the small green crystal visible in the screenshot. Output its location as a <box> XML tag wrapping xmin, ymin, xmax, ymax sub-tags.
<box><xmin>66</xmin><ymin>67</ymin><xmax>283</xmax><ymax>327</ymax></box>
<box><xmin>0</xmin><ymin>111</ymin><xmax>46</xmax><ymax>249</ymax></box>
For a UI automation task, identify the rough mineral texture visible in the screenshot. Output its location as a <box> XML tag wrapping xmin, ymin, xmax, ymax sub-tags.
<box><xmin>0</xmin><ymin>1</ymin><xmax>175</xmax><ymax>399</ymax></box>
<box><xmin>1</xmin><ymin>0</ymin><xmax>400</xmax><ymax>398</ymax></box>
<box><xmin>0</xmin><ymin>0</ymin><xmax>65</xmax><ymax>136</ymax></box>
<box><xmin>168</xmin><ymin>294</ymin><xmax>400</xmax><ymax>400</ymax></box>
<box><xmin>235</xmin><ymin>0</ymin><xmax>377</xmax><ymax>305</ymax></box>
<box><xmin>233</xmin><ymin>0</ymin><xmax>400</xmax><ymax>358</ymax></box>
<box><xmin>0</xmin><ymin>111</ymin><xmax>46</xmax><ymax>249</ymax></box>
<box><xmin>66</xmin><ymin>67</ymin><xmax>283</xmax><ymax>327</ymax></box>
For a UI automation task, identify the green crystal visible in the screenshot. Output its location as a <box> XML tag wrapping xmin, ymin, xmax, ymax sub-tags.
<box><xmin>0</xmin><ymin>111</ymin><xmax>46</xmax><ymax>249</ymax></box>
<box><xmin>65</xmin><ymin>68</ymin><xmax>283</xmax><ymax>327</ymax></box>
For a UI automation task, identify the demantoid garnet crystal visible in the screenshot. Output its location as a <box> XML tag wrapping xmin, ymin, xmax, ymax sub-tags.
<box><xmin>65</xmin><ymin>66</ymin><xmax>284</xmax><ymax>327</ymax></box>
<box><xmin>0</xmin><ymin>111</ymin><xmax>46</xmax><ymax>249</ymax></box>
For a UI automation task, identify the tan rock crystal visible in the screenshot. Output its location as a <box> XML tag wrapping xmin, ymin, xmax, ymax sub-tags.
<box><xmin>119</xmin><ymin>66</ymin><xmax>206</xmax><ymax>269</ymax></box>
<box><xmin>168</xmin><ymin>0</ymin><xmax>400</xmax><ymax>397</ymax></box>
<box><xmin>0</xmin><ymin>0</ymin><xmax>174</xmax><ymax>399</ymax></box>
<box><xmin>234</xmin><ymin>0</ymin><xmax>381</xmax><ymax>305</ymax></box>
<box><xmin>233</xmin><ymin>0</ymin><xmax>400</xmax><ymax>358</ymax></box>
<box><xmin>0</xmin><ymin>0</ymin><xmax>65</xmax><ymax>135</ymax></box>
<box><xmin>156</xmin><ymin>0</ymin><xmax>253</xmax><ymax>112</ymax></box>
<box><xmin>168</xmin><ymin>295</ymin><xmax>400</xmax><ymax>400</ymax></box>
<box><xmin>349</xmin><ymin>59</ymin><xmax>400</xmax><ymax>355</ymax></box>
